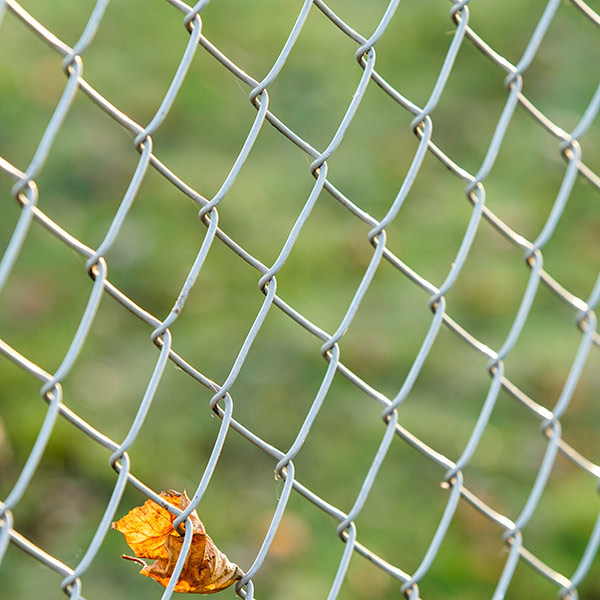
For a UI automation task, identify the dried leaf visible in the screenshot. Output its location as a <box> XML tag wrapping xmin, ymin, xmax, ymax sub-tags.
<box><xmin>112</xmin><ymin>490</ymin><xmax>243</xmax><ymax>594</ymax></box>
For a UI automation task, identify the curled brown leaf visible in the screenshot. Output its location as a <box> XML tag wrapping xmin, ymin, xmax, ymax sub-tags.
<box><xmin>112</xmin><ymin>490</ymin><xmax>243</xmax><ymax>594</ymax></box>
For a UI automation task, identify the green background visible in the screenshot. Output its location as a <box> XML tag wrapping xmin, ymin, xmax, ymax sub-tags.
<box><xmin>1</xmin><ymin>1</ymin><xmax>599</xmax><ymax>599</ymax></box>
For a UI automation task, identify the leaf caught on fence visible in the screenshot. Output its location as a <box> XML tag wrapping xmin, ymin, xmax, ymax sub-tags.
<box><xmin>112</xmin><ymin>490</ymin><xmax>243</xmax><ymax>594</ymax></box>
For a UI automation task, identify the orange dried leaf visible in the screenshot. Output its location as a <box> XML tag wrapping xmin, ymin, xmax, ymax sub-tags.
<box><xmin>112</xmin><ymin>490</ymin><xmax>243</xmax><ymax>594</ymax></box>
<box><xmin>112</xmin><ymin>490</ymin><xmax>180</xmax><ymax>560</ymax></box>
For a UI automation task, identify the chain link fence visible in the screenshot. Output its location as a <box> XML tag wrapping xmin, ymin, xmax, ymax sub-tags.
<box><xmin>1</xmin><ymin>0</ymin><xmax>600</xmax><ymax>598</ymax></box>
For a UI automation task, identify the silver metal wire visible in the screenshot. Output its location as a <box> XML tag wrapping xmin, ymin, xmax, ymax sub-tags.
<box><xmin>1</xmin><ymin>0</ymin><xmax>599</xmax><ymax>598</ymax></box>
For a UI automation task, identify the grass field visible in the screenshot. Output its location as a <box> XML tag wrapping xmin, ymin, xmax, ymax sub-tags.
<box><xmin>1</xmin><ymin>1</ymin><xmax>600</xmax><ymax>599</ymax></box>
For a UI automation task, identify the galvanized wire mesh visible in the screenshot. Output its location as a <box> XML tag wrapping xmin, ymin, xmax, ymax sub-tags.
<box><xmin>1</xmin><ymin>0</ymin><xmax>600</xmax><ymax>598</ymax></box>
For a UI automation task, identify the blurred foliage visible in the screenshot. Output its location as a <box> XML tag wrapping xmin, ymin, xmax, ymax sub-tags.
<box><xmin>1</xmin><ymin>1</ymin><xmax>600</xmax><ymax>599</ymax></box>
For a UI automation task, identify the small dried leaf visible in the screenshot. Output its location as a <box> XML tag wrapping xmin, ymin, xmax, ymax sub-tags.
<box><xmin>112</xmin><ymin>490</ymin><xmax>243</xmax><ymax>594</ymax></box>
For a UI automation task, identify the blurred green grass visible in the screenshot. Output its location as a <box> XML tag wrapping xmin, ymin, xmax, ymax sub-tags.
<box><xmin>1</xmin><ymin>1</ymin><xmax>600</xmax><ymax>599</ymax></box>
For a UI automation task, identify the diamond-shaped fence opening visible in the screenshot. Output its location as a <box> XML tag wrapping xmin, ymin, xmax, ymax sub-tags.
<box><xmin>1</xmin><ymin>1</ymin><xmax>600</xmax><ymax>599</ymax></box>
